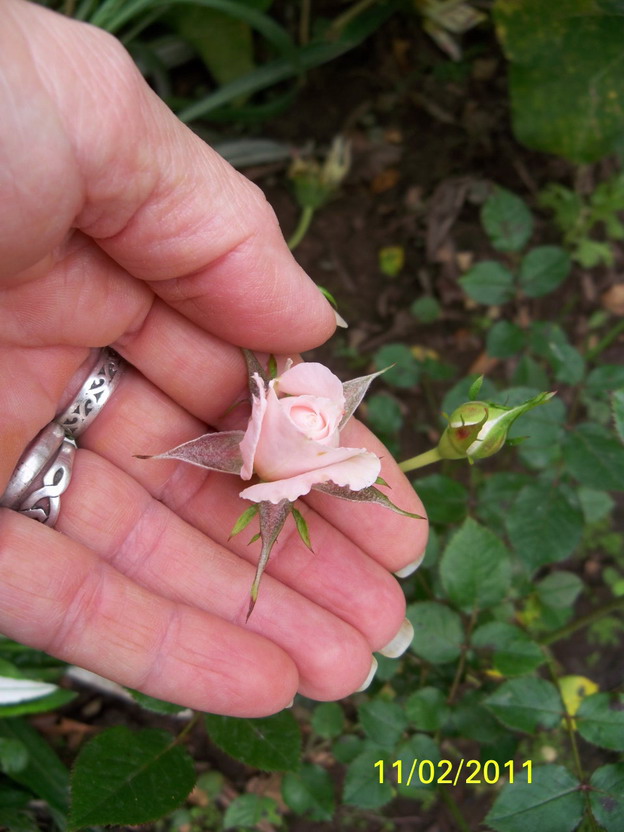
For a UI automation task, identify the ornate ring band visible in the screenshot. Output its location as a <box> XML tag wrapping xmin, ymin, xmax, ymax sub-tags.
<box><xmin>55</xmin><ymin>347</ymin><xmax>124</xmax><ymax>438</ymax></box>
<box><xmin>1</xmin><ymin>347</ymin><xmax>126</xmax><ymax>527</ymax></box>
<box><xmin>0</xmin><ymin>423</ymin><xmax>76</xmax><ymax>526</ymax></box>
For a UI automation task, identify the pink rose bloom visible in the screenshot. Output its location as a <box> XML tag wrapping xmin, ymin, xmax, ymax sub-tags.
<box><xmin>238</xmin><ymin>362</ymin><xmax>381</xmax><ymax>504</ymax></box>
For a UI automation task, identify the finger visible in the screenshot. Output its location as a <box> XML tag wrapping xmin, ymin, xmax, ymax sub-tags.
<box><xmin>4</xmin><ymin>2</ymin><xmax>336</xmax><ymax>353</ymax></box>
<box><xmin>304</xmin><ymin>418</ymin><xmax>429</xmax><ymax>573</ymax></box>
<box><xmin>77</xmin><ymin>369</ymin><xmax>409</xmax><ymax>646</ymax></box>
<box><xmin>54</xmin><ymin>449</ymin><xmax>378</xmax><ymax>701</ymax></box>
<box><xmin>0</xmin><ymin>345</ymin><xmax>89</xmax><ymax>487</ymax></box>
<box><xmin>0</xmin><ymin>509</ymin><xmax>297</xmax><ymax>716</ymax></box>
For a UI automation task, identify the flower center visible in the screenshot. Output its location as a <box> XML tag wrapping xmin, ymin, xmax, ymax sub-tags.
<box><xmin>289</xmin><ymin>405</ymin><xmax>326</xmax><ymax>435</ymax></box>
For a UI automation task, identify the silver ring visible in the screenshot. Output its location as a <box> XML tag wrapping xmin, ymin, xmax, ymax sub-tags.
<box><xmin>0</xmin><ymin>423</ymin><xmax>77</xmax><ymax>526</ymax></box>
<box><xmin>1</xmin><ymin>347</ymin><xmax>125</xmax><ymax>527</ymax></box>
<box><xmin>55</xmin><ymin>347</ymin><xmax>124</xmax><ymax>438</ymax></box>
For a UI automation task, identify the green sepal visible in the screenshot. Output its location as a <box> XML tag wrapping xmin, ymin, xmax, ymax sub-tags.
<box><xmin>291</xmin><ymin>507</ymin><xmax>313</xmax><ymax>551</ymax></box>
<box><xmin>229</xmin><ymin>505</ymin><xmax>259</xmax><ymax>539</ymax></box>
<box><xmin>242</xmin><ymin>348</ymin><xmax>270</xmax><ymax>387</ymax></box>
<box><xmin>248</xmin><ymin>532</ymin><xmax>261</xmax><ymax>545</ymax></box>
<box><xmin>318</xmin><ymin>285</ymin><xmax>338</xmax><ymax>308</ymax></box>
<box><xmin>312</xmin><ymin>483</ymin><xmax>423</xmax><ymax>519</ymax></box>
<box><xmin>267</xmin><ymin>354</ymin><xmax>278</xmax><ymax>379</ymax></box>
<box><xmin>375</xmin><ymin>476</ymin><xmax>390</xmax><ymax>487</ymax></box>
<box><xmin>247</xmin><ymin>499</ymin><xmax>292</xmax><ymax>620</ymax></box>
<box><xmin>468</xmin><ymin>374</ymin><xmax>484</xmax><ymax>400</ymax></box>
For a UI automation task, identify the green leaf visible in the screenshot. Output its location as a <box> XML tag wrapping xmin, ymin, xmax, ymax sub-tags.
<box><xmin>128</xmin><ymin>690</ymin><xmax>188</xmax><ymax>715</ymax></box>
<box><xmin>485</xmin><ymin>677</ymin><xmax>562</xmax><ymax>733</ymax></box>
<box><xmin>577</xmin><ymin>487</ymin><xmax>615</xmax><ymax>523</ymax></box>
<box><xmin>406</xmin><ymin>601</ymin><xmax>463</xmax><ymax>664</ymax></box>
<box><xmin>459</xmin><ymin>261</ymin><xmax>515</xmax><ymax>305</ymax></box>
<box><xmin>511</xmin><ymin>354</ymin><xmax>550</xmax><ymax>390</ymax></box>
<box><xmin>576</xmin><ymin>692</ymin><xmax>624</xmax><ymax>750</ymax></box>
<box><xmin>506</xmin><ymin>482</ymin><xmax>583</xmax><ymax>572</ymax></box>
<box><xmin>440</xmin><ymin>518</ymin><xmax>511</xmax><ymax>611</ymax></box>
<box><xmin>518</xmin><ymin>246</ymin><xmax>571</xmax><ymax>297</ymax></box>
<box><xmin>481</xmin><ymin>186</ymin><xmax>534</xmax><ymax>252</ymax></box>
<box><xmin>357</xmin><ymin>701</ymin><xmax>408</xmax><ymax>750</ymax></box>
<box><xmin>493</xmin><ymin>0</ymin><xmax>624</xmax><ymax>162</ymax></box>
<box><xmin>343</xmin><ymin>750</ymin><xmax>393</xmax><ymax>809</ymax></box>
<box><xmin>0</xmin><ymin>717</ymin><xmax>68</xmax><ymax>828</ymax></box>
<box><xmin>69</xmin><ymin>727</ymin><xmax>195</xmax><ymax>829</ymax></box>
<box><xmin>535</xmin><ymin>572</ymin><xmax>584</xmax><ymax>609</ymax></box>
<box><xmin>485</xmin><ymin>764</ymin><xmax>583</xmax><ymax>832</ymax></box>
<box><xmin>373</xmin><ymin>344</ymin><xmax>420</xmax><ymax>388</ymax></box>
<box><xmin>413</xmin><ymin>474</ymin><xmax>468</xmax><ymax>526</ymax></box>
<box><xmin>472</xmin><ymin>622</ymin><xmax>545</xmax><ymax>676</ymax></box>
<box><xmin>613</xmin><ymin>388</ymin><xmax>624</xmax><ymax>442</ymax></box>
<box><xmin>486</xmin><ymin>321</ymin><xmax>526</xmax><ymax>358</ymax></box>
<box><xmin>395</xmin><ymin>734</ymin><xmax>440</xmax><ymax>796</ymax></box>
<box><xmin>281</xmin><ymin>764</ymin><xmax>334</xmax><ymax>821</ymax></box>
<box><xmin>311</xmin><ymin>703</ymin><xmax>344</xmax><ymax>740</ymax></box>
<box><xmin>0</xmin><ymin>808</ymin><xmax>39</xmax><ymax>832</ymax></box>
<box><xmin>563</xmin><ymin>422</ymin><xmax>624</xmax><ymax>490</ymax></box>
<box><xmin>476</xmin><ymin>472</ymin><xmax>532</xmax><ymax>535</ymax></box>
<box><xmin>507</xmin><ymin>389</ymin><xmax>566</xmax><ymax>469</ymax></box>
<box><xmin>331</xmin><ymin>735</ymin><xmax>364</xmax><ymax>765</ymax></box>
<box><xmin>205</xmin><ymin>711</ymin><xmax>301</xmax><ymax>771</ymax></box>
<box><xmin>452</xmin><ymin>692</ymin><xmax>512</xmax><ymax>744</ymax></box>
<box><xmin>405</xmin><ymin>687</ymin><xmax>449</xmax><ymax>732</ymax></box>
<box><xmin>587</xmin><ymin>365</ymin><xmax>624</xmax><ymax>399</ymax></box>
<box><xmin>366</xmin><ymin>393</ymin><xmax>404</xmax><ymax>436</ymax></box>
<box><xmin>0</xmin><ymin>738</ymin><xmax>29</xmax><ymax>775</ymax></box>
<box><xmin>223</xmin><ymin>794</ymin><xmax>280</xmax><ymax>829</ymax></box>
<box><xmin>589</xmin><ymin>763</ymin><xmax>624</xmax><ymax>832</ymax></box>
<box><xmin>410</xmin><ymin>295</ymin><xmax>441</xmax><ymax>323</ymax></box>
<box><xmin>548</xmin><ymin>342</ymin><xmax>585</xmax><ymax>386</ymax></box>
<box><xmin>291</xmin><ymin>506</ymin><xmax>312</xmax><ymax>550</ymax></box>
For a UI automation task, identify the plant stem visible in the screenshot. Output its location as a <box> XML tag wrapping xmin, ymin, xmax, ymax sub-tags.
<box><xmin>447</xmin><ymin>608</ymin><xmax>478</xmax><ymax>705</ymax></box>
<box><xmin>175</xmin><ymin>711</ymin><xmax>201</xmax><ymax>745</ymax></box>
<box><xmin>329</xmin><ymin>0</ymin><xmax>380</xmax><ymax>37</ymax></box>
<box><xmin>399</xmin><ymin>447</ymin><xmax>443</xmax><ymax>472</ymax></box>
<box><xmin>438</xmin><ymin>785</ymin><xmax>472</xmax><ymax>832</ymax></box>
<box><xmin>288</xmin><ymin>205</ymin><xmax>315</xmax><ymax>251</ymax></box>
<box><xmin>586</xmin><ymin>318</ymin><xmax>624</xmax><ymax>362</ymax></box>
<box><xmin>540</xmin><ymin>596</ymin><xmax>624</xmax><ymax>646</ymax></box>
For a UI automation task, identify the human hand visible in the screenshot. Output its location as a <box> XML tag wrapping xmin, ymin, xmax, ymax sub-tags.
<box><xmin>0</xmin><ymin>0</ymin><xmax>427</xmax><ymax>716</ymax></box>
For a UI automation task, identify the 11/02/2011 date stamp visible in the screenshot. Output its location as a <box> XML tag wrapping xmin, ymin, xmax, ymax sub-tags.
<box><xmin>374</xmin><ymin>759</ymin><xmax>533</xmax><ymax>787</ymax></box>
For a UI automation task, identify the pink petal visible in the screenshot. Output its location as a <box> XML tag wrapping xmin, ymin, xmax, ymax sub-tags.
<box><xmin>239</xmin><ymin>449</ymin><xmax>381</xmax><ymax>504</ymax></box>
<box><xmin>239</xmin><ymin>373</ymin><xmax>267</xmax><ymax>480</ymax></box>
<box><xmin>275</xmin><ymin>362</ymin><xmax>344</xmax><ymax>404</ymax></box>
<box><xmin>253</xmin><ymin>386</ymin><xmax>350</xmax><ymax>480</ymax></box>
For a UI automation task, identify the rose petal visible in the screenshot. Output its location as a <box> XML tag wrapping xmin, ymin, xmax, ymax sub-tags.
<box><xmin>239</xmin><ymin>373</ymin><xmax>267</xmax><ymax>480</ymax></box>
<box><xmin>253</xmin><ymin>385</ymin><xmax>353</xmax><ymax>480</ymax></box>
<box><xmin>239</xmin><ymin>449</ymin><xmax>380</xmax><ymax>504</ymax></box>
<box><xmin>275</xmin><ymin>362</ymin><xmax>344</xmax><ymax>404</ymax></box>
<box><xmin>280</xmin><ymin>395</ymin><xmax>342</xmax><ymax>444</ymax></box>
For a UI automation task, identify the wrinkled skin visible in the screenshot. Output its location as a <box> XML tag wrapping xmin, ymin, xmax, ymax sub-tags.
<box><xmin>0</xmin><ymin>0</ymin><xmax>427</xmax><ymax>716</ymax></box>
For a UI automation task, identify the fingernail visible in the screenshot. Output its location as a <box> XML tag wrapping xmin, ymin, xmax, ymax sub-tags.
<box><xmin>394</xmin><ymin>557</ymin><xmax>422</xmax><ymax>578</ymax></box>
<box><xmin>355</xmin><ymin>656</ymin><xmax>378</xmax><ymax>692</ymax></box>
<box><xmin>284</xmin><ymin>697</ymin><xmax>294</xmax><ymax>709</ymax></box>
<box><xmin>334</xmin><ymin>309</ymin><xmax>348</xmax><ymax>328</ymax></box>
<box><xmin>378</xmin><ymin>618</ymin><xmax>414</xmax><ymax>658</ymax></box>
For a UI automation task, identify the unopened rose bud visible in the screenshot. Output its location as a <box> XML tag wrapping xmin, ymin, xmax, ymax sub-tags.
<box><xmin>438</xmin><ymin>392</ymin><xmax>556</xmax><ymax>463</ymax></box>
<box><xmin>289</xmin><ymin>136</ymin><xmax>351</xmax><ymax>211</ymax></box>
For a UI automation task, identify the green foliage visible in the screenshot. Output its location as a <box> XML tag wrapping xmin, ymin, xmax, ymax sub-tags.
<box><xmin>539</xmin><ymin>173</ymin><xmax>624</xmax><ymax>267</ymax></box>
<box><xmin>204</xmin><ymin>711</ymin><xmax>301</xmax><ymax>771</ymax></box>
<box><xmin>493</xmin><ymin>0</ymin><xmax>624</xmax><ymax>162</ymax></box>
<box><xmin>69</xmin><ymin>726</ymin><xmax>195</xmax><ymax>829</ymax></box>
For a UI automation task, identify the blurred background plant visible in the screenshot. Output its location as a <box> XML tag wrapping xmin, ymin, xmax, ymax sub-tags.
<box><xmin>7</xmin><ymin>0</ymin><xmax>624</xmax><ymax>829</ymax></box>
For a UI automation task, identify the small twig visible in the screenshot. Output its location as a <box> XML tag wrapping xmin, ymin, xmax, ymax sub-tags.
<box><xmin>540</xmin><ymin>596</ymin><xmax>624</xmax><ymax>646</ymax></box>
